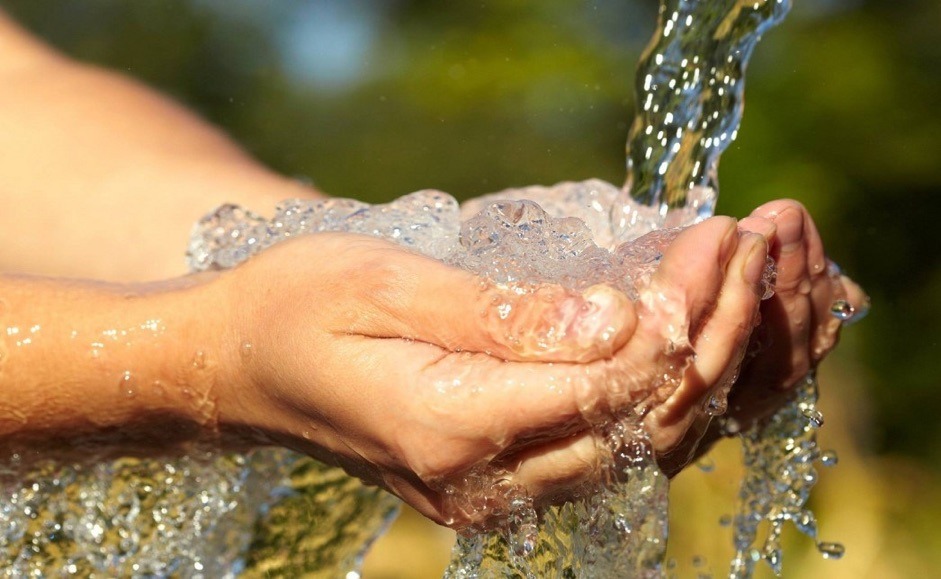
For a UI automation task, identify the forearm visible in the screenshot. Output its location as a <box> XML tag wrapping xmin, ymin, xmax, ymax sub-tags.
<box><xmin>0</xmin><ymin>12</ymin><xmax>324</xmax><ymax>282</ymax></box>
<box><xmin>0</xmin><ymin>272</ymin><xmax>232</xmax><ymax>460</ymax></box>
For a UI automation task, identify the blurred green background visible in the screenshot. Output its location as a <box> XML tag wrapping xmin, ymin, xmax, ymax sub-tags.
<box><xmin>3</xmin><ymin>0</ymin><xmax>938</xmax><ymax>576</ymax></box>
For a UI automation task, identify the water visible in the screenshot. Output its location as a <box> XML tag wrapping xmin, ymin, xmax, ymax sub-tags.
<box><xmin>0</xmin><ymin>0</ymin><xmax>848</xmax><ymax>576</ymax></box>
<box><xmin>0</xmin><ymin>448</ymin><xmax>399</xmax><ymax>577</ymax></box>
<box><xmin>725</xmin><ymin>374</ymin><xmax>843</xmax><ymax>578</ymax></box>
<box><xmin>614</xmin><ymin>0</ymin><xmax>792</xmax><ymax>236</ymax></box>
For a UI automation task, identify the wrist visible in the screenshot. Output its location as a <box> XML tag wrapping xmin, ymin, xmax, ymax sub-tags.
<box><xmin>0</xmin><ymin>273</ymin><xmax>233</xmax><ymax>459</ymax></box>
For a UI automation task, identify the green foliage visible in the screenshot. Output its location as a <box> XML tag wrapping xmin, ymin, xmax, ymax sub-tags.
<box><xmin>3</xmin><ymin>0</ymin><xmax>939</xmax><ymax>467</ymax></box>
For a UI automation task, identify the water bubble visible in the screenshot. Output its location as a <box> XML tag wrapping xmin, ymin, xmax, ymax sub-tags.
<box><xmin>829</xmin><ymin>299</ymin><xmax>855</xmax><ymax>321</ymax></box>
<box><xmin>817</xmin><ymin>542</ymin><xmax>845</xmax><ymax>560</ymax></box>
<box><xmin>239</xmin><ymin>341</ymin><xmax>253</xmax><ymax>361</ymax></box>
<box><xmin>820</xmin><ymin>450</ymin><xmax>839</xmax><ymax>467</ymax></box>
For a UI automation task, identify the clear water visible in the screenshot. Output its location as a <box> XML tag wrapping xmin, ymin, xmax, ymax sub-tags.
<box><xmin>0</xmin><ymin>0</ymin><xmax>846</xmax><ymax>577</ymax></box>
<box><xmin>0</xmin><ymin>447</ymin><xmax>399</xmax><ymax>577</ymax></box>
<box><xmin>726</xmin><ymin>374</ymin><xmax>844</xmax><ymax>578</ymax></box>
<box><xmin>614</xmin><ymin>0</ymin><xmax>792</xmax><ymax>236</ymax></box>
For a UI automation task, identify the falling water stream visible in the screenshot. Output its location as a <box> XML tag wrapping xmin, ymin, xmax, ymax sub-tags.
<box><xmin>1</xmin><ymin>1</ymin><xmax>852</xmax><ymax>577</ymax></box>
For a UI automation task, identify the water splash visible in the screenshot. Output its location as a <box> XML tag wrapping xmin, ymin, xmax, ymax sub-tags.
<box><xmin>726</xmin><ymin>373</ymin><xmax>843</xmax><ymax>578</ymax></box>
<box><xmin>444</xmin><ymin>417</ymin><xmax>670</xmax><ymax>579</ymax></box>
<box><xmin>0</xmin><ymin>448</ymin><xmax>399</xmax><ymax>577</ymax></box>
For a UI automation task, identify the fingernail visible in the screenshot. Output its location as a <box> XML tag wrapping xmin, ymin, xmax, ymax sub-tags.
<box><xmin>773</xmin><ymin>207</ymin><xmax>803</xmax><ymax>253</ymax></box>
<box><xmin>743</xmin><ymin>235</ymin><xmax>769</xmax><ymax>286</ymax></box>
<box><xmin>719</xmin><ymin>219</ymin><xmax>740</xmax><ymax>264</ymax></box>
<box><xmin>738</xmin><ymin>216</ymin><xmax>777</xmax><ymax>242</ymax></box>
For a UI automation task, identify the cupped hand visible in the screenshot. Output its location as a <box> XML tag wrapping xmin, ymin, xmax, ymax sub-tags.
<box><xmin>724</xmin><ymin>199</ymin><xmax>869</xmax><ymax>431</ymax></box>
<box><xmin>656</xmin><ymin>201</ymin><xmax>870</xmax><ymax>471</ymax></box>
<box><xmin>211</xmin><ymin>218</ymin><xmax>768</xmax><ymax>528</ymax></box>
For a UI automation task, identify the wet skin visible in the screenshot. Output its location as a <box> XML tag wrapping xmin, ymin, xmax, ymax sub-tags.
<box><xmin>0</xmin><ymin>200</ymin><xmax>864</xmax><ymax>532</ymax></box>
<box><xmin>0</xmin><ymin>11</ymin><xmax>867</xmax><ymax>532</ymax></box>
<box><xmin>205</xmin><ymin>204</ymin><xmax>862</xmax><ymax>528</ymax></box>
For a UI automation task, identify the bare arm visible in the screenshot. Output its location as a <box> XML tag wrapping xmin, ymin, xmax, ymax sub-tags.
<box><xmin>0</xmin><ymin>271</ymin><xmax>230</xmax><ymax>460</ymax></box>
<box><xmin>0</xmin><ymin>11</ymin><xmax>323</xmax><ymax>282</ymax></box>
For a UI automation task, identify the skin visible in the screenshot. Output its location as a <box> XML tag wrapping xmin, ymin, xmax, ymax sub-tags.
<box><xmin>0</xmin><ymin>10</ymin><xmax>867</xmax><ymax>530</ymax></box>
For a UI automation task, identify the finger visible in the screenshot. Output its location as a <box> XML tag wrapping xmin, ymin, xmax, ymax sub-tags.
<box><xmin>335</xmin><ymin>236</ymin><xmax>637</xmax><ymax>364</ymax></box>
<box><xmin>810</xmin><ymin>261</ymin><xmax>844</xmax><ymax>362</ymax></box>
<box><xmin>644</xmin><ymin>216</ymin><xmax>740</xmax><ymax>342</ymax></box>
<box><xmin>643</xmin><ymin>233</ymin><xmax>767</xmax><ymax>452</ymax></box>
<box><xmin>503</xmin><ymin>429</ymin><xmax>603</xmax><ymax>507</ymax></box>
<box><xmin>753</xmin><ymin>201</ymin><xmax>814</xmax><ymax>387</ymax></box>
<box><xmin>611</xmin><ymin>216</ymin><xmax>740</xmax><ymax>416</ymax></box>
<box><xmin>737</xmin><ymin>215</ymin><xmax>777</xmax><ymax>243</ymax></box>
<box><xmin>690</xmin><ymin>233</ymin><xmax>768</xmax><ymax>389</ymax></box>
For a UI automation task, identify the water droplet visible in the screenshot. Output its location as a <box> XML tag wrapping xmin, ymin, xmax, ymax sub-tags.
<box><xmin>192</xmin><ymin>351</ymin><xmax>206</xmax><ymax>369</ymax></box>
<box><xmin>817</xmin><ymin>541</ymin><xmax>845</xmax><ymax>560</ymax></box>
<box><xmin>820</xmin><ymin>450</ymin><xmax>838</xmax><ymax>467</ymax></box>
<box><xmin>764</xmin><ymin>547</ymin><xmax>782</xmax><ymax>574</ymax></box>
<box><xmin>119</xmin><ymin>371</ymin><xmax>136</xmax><ymax>398</ymax></box>
<box><xmin>239</xmin><ymin>341</ymin><xmax>253</xmax><ymax>361</ymax></box>
<box><xmin>802</xmin><ymin>407</ymin><xmax>824</xmax><ymax>428</ymax></box>
<box><xmin>795</xmin><ymin>511</ymin><xmax>818</xmax><ymax>538</ymax></box>
<box><xmin>829</xmin><ymin>299</ymin><xmax>855</xmax><ymax>321</ymax></box>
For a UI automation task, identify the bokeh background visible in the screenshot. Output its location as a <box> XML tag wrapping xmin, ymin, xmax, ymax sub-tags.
<box><xmin>3</xmin><ymin>0</ymin><xmax>938</xmax><ymax>576</ymax></box>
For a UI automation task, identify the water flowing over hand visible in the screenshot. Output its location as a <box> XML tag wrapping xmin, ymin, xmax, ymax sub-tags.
<box><xmin>210</xmin><ymin>216</ymin><xmax>769</xmax><ymax>529</ymax></box>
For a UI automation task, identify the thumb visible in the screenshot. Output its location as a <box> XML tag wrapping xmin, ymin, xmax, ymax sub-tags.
<box><xmin>335</xmin><ymin>235</ymin><xmax>636</xmax><ymax>363</ymax></box>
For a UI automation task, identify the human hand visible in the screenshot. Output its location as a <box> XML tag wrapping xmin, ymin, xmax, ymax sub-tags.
<box><xmin>663</xmin><ymin>200</ymin><xmax>870</xmax><ymax>470</ymax></box>
<box><xmin>724</xmin><ymin>200</ymin><xmax>868</xmax><ymax>431</ymax></box>
<box><xmin>210</xmin><ymin>216</ymin><xmax>768</xmax><ymax>528</ymax></box>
